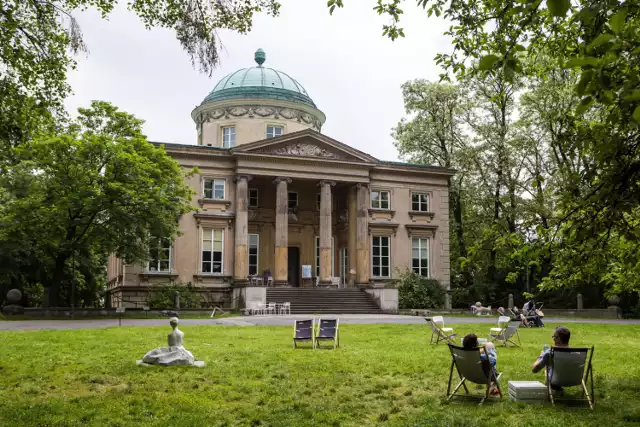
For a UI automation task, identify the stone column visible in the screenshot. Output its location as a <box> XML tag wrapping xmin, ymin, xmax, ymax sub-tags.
<box><xmin>234</xmin><ymin>175</ymin><xmax>251</xmax><ymax>284</ymax></box>
<box><xmin>356</xmin><ymin>183</ymin><xmax>370</xmax><ymax>285</ymax></box>
<box><xmin>577</xmin><ymin>293</ymin><xmax>583</xmax><ymax>310</ymax></box>
<box><xmin>347</xmin><ymin>186</ymin><xmax>358</xmax><ymax>288</ymax></box>
<box><xmin>508</xmin><ymin>293</ymin><xmax>514</xmax><ymax>309</ymax></box>
<box><xmin>274</xmin><ymin>177</ymin><xmax>291</xmax><ymax>285</ymax></box>
<box><xmin>319</xmin><ymin>180</ymin><xmax>335</xmax><ymax>285</ymax></box>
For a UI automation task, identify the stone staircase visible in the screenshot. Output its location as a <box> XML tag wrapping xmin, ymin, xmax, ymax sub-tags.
<box><xmin>266</xmin><ymin>288</ymin><xmax>384</xmax><ymax>314</ymax></box>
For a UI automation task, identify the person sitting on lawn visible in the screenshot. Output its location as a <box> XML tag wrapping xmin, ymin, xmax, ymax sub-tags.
<box><xmin>523</xmin><ymin>300</ymin><xmax>544</xmax><ymax>327</ymax></box>
<box><xmin>463</xmin><ymin>333</ymin><xmax>499</xmax><ymax>394</ymax></box>
<box><xmin>532</xmin><ymin>325</ymin><xmax>570</xmax><ymax>393</ymax></box>
<box><xmin>498</xmin><ymin>306</ymin><xmax>529</xmax><ymax>327</ymax></box>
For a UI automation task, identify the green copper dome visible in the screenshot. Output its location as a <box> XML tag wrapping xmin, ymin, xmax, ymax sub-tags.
<box><xmin>202</xmin><ymin>49</ymin><xmax>317</xmax><ymax>108</ymax></box>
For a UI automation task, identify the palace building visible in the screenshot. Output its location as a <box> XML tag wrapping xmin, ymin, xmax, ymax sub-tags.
<box><xmin>106</xmin><ymin>49</ymin><xmax>454</xmax><ymax>312</ymax></box>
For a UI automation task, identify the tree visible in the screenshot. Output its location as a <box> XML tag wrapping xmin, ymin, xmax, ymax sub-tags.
<box><xmin>333</xmin><ymin>1</ymin><xmax>640</xmax><ymax>295</ymax></box>
<box><xmin>0</xmin><ymin>101</ymin><xmax>194</xmax><ymax>306</ymax></box>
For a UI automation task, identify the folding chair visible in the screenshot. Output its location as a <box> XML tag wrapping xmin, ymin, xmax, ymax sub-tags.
<box><xmin>426</xmin><ymin>316</ymin><xmax>457</xmax><ymax>344</ymax></box>
<box><xmin>315</xmin><ymin>318</ymin><xmax>339</xmax><ymax>349</ymax></box>
<box><xmin>547</xmin><ymin>346</ymin><xmax>595</xmax><ymax>409</ymax></box>
<box><xmin>447</xmin><ymin>344</ymin><xmax>503</xmax><ymax>404</ymax></box>
<box><xmin>293</xmin><ymin>319</ymin><xmax>315</xmax><ymax>348</ymax></box>
<box><xmin>279</xmin><ymin>302</ymin><xmax>291</xmax><ymax>315</ymax></box>
<box><xmin>489</xmin><ymin>316</ymin><xmax>521</xmax><ymax>347</ymax></box>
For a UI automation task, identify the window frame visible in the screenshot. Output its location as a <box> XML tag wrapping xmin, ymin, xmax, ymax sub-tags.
<box><xmin>411</xmin><ymin>237</ymin><xmax>430</xmax><ymax>278</ymax></box>
<box><xmin>411</xmin><ymin>192</ymin><xmax>429</xmax><ymax>212</ymax></box>
<box><xmin>287</xmin><ymin>191</ymin><xmax>298</xmax><ymax>210</ymax></box>
<box><xmin>371</xmin><ymin>190</ymin><xmax>391</xmax><ymax>210</ymax></box>
<box><xmin>203</xmin><ymin>178</ymin><xmax>226</xmax><ymax>200</ymax></box>
<box><xmin>266</xmin><ymin>125</ymin><xmax>284</xmax><ymax>139</ymax></box>
<box><xmin>249</xmin><ymin>188</ymin><xmax>259</xmax><ymax>208</ymax></box>
<box><xmin>248</xmin><ymin>233</ymin><xmax>259</xmax><ymax>276</ymax></box>
<box><xmin>148</xmin><ymin>237</ymin><xmax>172</xmax><ymax>272</ymax></box>
<box><xmin>201</xmin><ymin>228</ymin><xmax>224</xmax><ymax>274</ymax></box>
<box><xmin>371</xmin><ymin>235</ymin><xmax>391</xmax><ymax>278</ymax></box>
<box><xmin>221</xmin><ymin>125</ymin><xmax>236</xmax><ymax>148</ymax></box>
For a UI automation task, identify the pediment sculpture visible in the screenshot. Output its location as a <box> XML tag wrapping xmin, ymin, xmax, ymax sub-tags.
<box><xmin>256</xmin><ymin>143</ymin><xmax>348</xmax><ymax>160</ymax></box>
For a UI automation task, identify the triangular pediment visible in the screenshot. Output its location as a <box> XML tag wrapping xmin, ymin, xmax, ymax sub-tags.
<box><xmin>231</xmin><ymin>129</ymin><xmax>378</xmax><ymax>163</ymax></box>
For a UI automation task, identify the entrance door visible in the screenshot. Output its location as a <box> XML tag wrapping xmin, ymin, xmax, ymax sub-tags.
<box><xmin>288</xmin><ymin>247</ymin><xmax>300</xmax><ymax>287</ymax></box>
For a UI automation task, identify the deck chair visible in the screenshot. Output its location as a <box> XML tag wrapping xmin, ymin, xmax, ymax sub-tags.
<box><xmin>489</xmin><ymin>316</ymin><xmax>521</xmax><ymax>347</ymax></box>
<box><xmin>315</xmin><ymin>318</ymin><xmax>339</xmax><ymax>349</ymax></box>
<box><xmin>447</xmin><ymin>344</ymin><xmax>503</xmax><ymax>404</ymax></box>
<box><xmin>293</xmin><ymin>319</ymin><xmax>315</xmax><ymax>349</ymax></box>
<box><xmin>427</xmin><ymin>316</ymin><xmax>457</xmax><ymax>344</ymax></box>
<box><xmin>547</xmin><ymin>346</ymin><xmax>595</xmax><ymax>409</ymax></box>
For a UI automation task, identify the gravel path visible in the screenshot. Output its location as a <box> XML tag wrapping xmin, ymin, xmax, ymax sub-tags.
<box><xmin>2</xmin><ymin>315</ymin><xmax>639</xmax><ymax>331</ymax></box>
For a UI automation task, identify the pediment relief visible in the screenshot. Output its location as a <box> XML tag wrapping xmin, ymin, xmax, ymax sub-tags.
<box><xmin>254</xmin><ymin>142</ymin><xmax>351</xmax><ymax>161</ymax></box>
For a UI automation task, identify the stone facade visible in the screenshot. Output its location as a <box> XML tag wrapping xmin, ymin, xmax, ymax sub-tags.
<box><xmin>106</xmin><ymin>130</ymin><xmax>454</xmax><ymax>308</ymax></box>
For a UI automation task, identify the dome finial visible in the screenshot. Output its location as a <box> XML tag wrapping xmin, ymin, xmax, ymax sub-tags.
<box><xmin>254</xmin><ymin>48</ymin><xmax>266</xmax><ymax>67</ymax></box>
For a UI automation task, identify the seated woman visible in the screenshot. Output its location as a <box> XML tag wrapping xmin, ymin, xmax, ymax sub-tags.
<box><xmin>462</xmin><ymin>333</ymin><xmax>499</xmax><ymax>395</ymax></box>
<box><xmin>497</xmin><ymin>306</ymin><xmax>529</xmax><ymax>327</ymax></box>
<box><xmin>523</xmin><ymin>300</ymin><xmax>544</xmax><ymax>327</ymax></box>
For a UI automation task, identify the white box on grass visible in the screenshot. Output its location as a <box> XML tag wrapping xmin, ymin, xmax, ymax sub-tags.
<box><xmin>508</xmin><ymin>381</ymin><xmax>547</xmax><ymax>402</ymax></box>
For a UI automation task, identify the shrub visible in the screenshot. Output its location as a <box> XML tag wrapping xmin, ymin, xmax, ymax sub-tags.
<box><xmin>22</xmin><ymin>283</ymin><xmax>44</xmax><ymax>307</ymax></box>
<box><xmin>396</xmin><ymin>270</ymin><xmax>446</xmax><ymax>309</ymax></box>
<box><xmin>147</xmin><ymin>282</ymin><xmax>202</xmax><ymax>309</ymax></box>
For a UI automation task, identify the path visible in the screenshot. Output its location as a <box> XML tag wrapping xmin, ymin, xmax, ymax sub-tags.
<box><xmin>2</xmin><ymin>314</ymin><xmax>639</xmax><ymax>331</ymax></box>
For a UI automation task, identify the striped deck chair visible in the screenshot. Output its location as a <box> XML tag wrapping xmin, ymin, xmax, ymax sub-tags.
<box><xmin>315</xmin><ymin>318</ymin><xmax>339</xmax><ymax>349</ymax></box>
<box><xmin>293</xmin><ymin>319</ymin><xmax>314</xmax><ymax>349</ymax></box>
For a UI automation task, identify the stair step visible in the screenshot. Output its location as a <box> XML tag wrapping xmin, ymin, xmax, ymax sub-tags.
<box><xmin>265</xmin><ymin>288</ymin><xmax>383</xmax><ymax>314</ymax></box>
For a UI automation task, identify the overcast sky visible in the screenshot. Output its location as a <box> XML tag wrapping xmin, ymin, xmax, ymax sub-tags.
<box><xmin>65</xmin><ymin>1</ymin><xmax>451</xmax><ymax>162</ymax></box>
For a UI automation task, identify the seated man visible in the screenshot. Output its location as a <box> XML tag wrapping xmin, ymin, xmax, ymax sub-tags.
<box><xmin>463</xmin><ymin>333</ymin><xmax>499</xmax><ymax>395</ymax></box>
<box><xmin>531</xmin><ymin>326</ymin><xmax>570</xmax><ymax>392</ymax></box>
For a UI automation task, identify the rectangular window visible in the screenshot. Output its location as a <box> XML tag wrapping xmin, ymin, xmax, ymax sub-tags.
<box><xmin>248</xmin><ymin>234</ymin><xmax>259</xmax><ymax>276</ymax></box>
<box><xmin>372</xmin><ymin>236</ymin><xmax>390</xmax><ymax>278</ymax></box>
<box><xmin>202</xmin><ymin>228</ymin><xmax>224</xmax><ymax>273</ymax></box>
<box><xmin>204</xmin><ymin>179</ymin><xmax>225</xmax><ymax>200</ymax></box>
<box><xmin>249</xmin><ymin>188</ymin><xmax>259</xmax><ymax>208</ymax></box>
<box><xmin>221</xmin><ymin>126</ymin><xmax>236</xmax><ymax>148</ymax></box>
<box><xmin>371</xmin><ymin>190</ymin><xmax>390</xmax><ymax>210</ymax></box>
<box><xmin>315</xmin><ymin>236</ymin><xmax>335</xmax><ymax>277</ymax></box>
<box><xmin>412</xmin><ymin>237</ymin><xmax>429</xmax><ymax>277</ymax></box>
<box><xmin>412</xmin><ymin>193</ymin><xmax>429</xmax><ymax>212</ymax></box>
<box><xmin>148</xmin><ymin>237</ymin><xmax>171</xmax><ymax>272</ymax></box>
<box><xmin>266</xmin><ymin>125</ymin><xmax>284</xmax><ymax>139</ymax></box>
<box><xmin>288</xmin><ymin>192</ymin><xmax>298</xmax><ymax>209</ymax></box>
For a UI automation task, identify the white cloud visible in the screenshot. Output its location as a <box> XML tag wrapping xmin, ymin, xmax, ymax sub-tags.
<box><xmin>65</xmin><ymin>1</ymin><xmax>451</xmax><ymax>162</ymax></box>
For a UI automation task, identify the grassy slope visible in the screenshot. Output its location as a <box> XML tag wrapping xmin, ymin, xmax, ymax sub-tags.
<box><xmin>1</xmin><ymin>323</ymin><xmax>639</xmax><ymax>427</ymax></box>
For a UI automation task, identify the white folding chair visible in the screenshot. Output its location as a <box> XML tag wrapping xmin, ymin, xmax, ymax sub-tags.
<box><xmin>266</xmin><ymin>302</ymin><xmax>277</xmax><ymax>315</ymax></box>
<box><xmin>427</xmin><ymin>316</ymin><xmax>457</xmax><ymax>344</ymax></box>
<box><xmin>280</xmin><ymin>302</ymin><xmax>291</xmax><ymax>315</ymax></box>
<box><xmin>489</xmin><ymin>316</ymin><xmax>522</xmax><ymax>347</ymax></box>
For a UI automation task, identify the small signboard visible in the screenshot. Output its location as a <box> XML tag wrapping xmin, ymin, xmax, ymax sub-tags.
<box><xmin>116</xmin><ymin>307</ymin><xmax>126</xmax><ymax>314</ymax></box>
<box><xmin>302</xmin><ymin>264</ymin><xmax>312</xmax><ymax>279</ymax></box>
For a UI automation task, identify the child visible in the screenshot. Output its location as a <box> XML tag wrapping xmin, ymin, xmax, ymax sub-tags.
<box><xmin>463</xmin><ymin>333</ymin><xmax>499</xmax><ymax>394</ymax></box>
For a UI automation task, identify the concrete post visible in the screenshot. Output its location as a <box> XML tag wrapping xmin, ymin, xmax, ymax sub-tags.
<box><xmin>347</xmin><ymin>186</ymin><xmax>358</xmax><ymax>288</ymax></box>
<box><xmin>274</xmin><ymin>177</ymin><xmax>291</xmax><ymax>285</ymax></box>
<box><xmin>508</xmin><ymin>294</ymin><xmax>514</xmax><ymax>309</ymax></box>
<box><xmin>445</xmin><ymin>292</ymin><xmax>451</xmax><ymax>310</ymax></box>
<box><xmin>234</xmin><ymin>175</ymin><xmax>250</xmax><ymax>284</ymax></box>
<box><xmin>174</xmin><ymin>291</ymin><xmax>180</xmax><ymax>310</ymax></box>
<box><xmin>356</xmin><ymin>183</ymin><xmax>370</xmax><ymax>285</ymax></box>
<box><xmin>319</xmin><ymin>180</ymin><xmax>335</xmax><ymax>285</ymax></box>
<box><xmin>577</xmin><ymin>293</ymin><xmax>583</xmax><ymax>310</ymax></box>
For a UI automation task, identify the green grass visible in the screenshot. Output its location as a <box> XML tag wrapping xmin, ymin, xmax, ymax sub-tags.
<box><xmin>1</xmin><ymin>323</ymin><xmax>640</xmax><ymax>426</ymax></box>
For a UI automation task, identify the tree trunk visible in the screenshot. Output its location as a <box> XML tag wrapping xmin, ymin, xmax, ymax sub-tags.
<box><xmin>44</xmin><ymin>253</ymin><xmax>69</xmax><ymax>307</ymax></box>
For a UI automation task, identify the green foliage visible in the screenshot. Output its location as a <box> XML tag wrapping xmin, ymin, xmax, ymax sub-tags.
<box><xmin>0</xmin><ymin>101</ymin><xmax>195</xmax><ymax>306</ymax></box>
<box><xmin>22</xmin><ymin>283</ymin><xmax>44</xmax><ymax>308</ymax></box>
<box><xmin>147</xmin><ymin>282</ymin><xmax>202</xmax><ymax>309</ymax></box>
<box><xmin>396</xmin><ymin>270</ymin><xmax>445</xmax><ymax>309</ymax></box>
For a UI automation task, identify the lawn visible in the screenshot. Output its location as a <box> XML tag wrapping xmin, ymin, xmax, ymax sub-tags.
<box><xmin>1</xmin><ymin>322</ymin><xmax>639</xmax><ymax>426</ymax></box>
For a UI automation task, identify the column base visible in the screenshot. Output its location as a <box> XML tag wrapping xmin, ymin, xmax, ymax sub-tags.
<box><xmin>274</xmin><ymin>280</ymin><xmax>290</xmax><ymax>287</ymax></box>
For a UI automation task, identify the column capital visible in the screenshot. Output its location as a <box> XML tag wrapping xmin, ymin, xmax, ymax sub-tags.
<box><xmin>273</xmin><ymin>177</ymin><xmax>292</xmax><ymax>185</ymax></box>
<box><xmin>318</xmin><ymin>180</ymin><xmax>336</xmax><ymax>187</ymax></box>
<box><xmin>233</xmin><ymin>174</ymin><xmax>253</xmax><ymax>183</ymax></box>
<box><xmin>356</xmin><ymin>183</ymin><xmax>369</xmax><ymax>189</ymax></box>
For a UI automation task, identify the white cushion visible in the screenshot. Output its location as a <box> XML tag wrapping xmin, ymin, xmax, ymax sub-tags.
<box><xmin>441</xmin><ymin>327</ymin><xmax>454</xmax><ymax>332</ymax></box>
<box><xmin>490</xmin><ymin>328</ymin><xmax>503</xmax><ymax>332</ymax></box>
